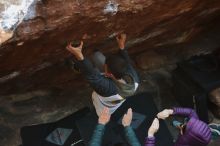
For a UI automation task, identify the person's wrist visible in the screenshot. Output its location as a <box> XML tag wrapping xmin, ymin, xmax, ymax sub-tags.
<box><xmin>98</xmin><ymin>121</ymin><xmax>107</xmax><ymax>125</ymax></box>
<box><xmin>98</xmin><ymin>123</ymin><xmax>106</xmax><ymax>127</ymax></box>
<box><xmin>148</xmin><ymin>132</ymin><xmax>154</xmax><ymax>137</ymax></box>
<box><xmin>118</xmin><ymin>43</ymin><xmax>125</xmax><ymax>50</ymax></box>
<box><xmin>75</xmin><ymin>54</ymin><xmax>84</xmax><ymax>61</ymax></box>
<box><xmin>122</xmin><ymin>124</ymin><xmax>129</xmax><ymax>127</ymax></box>
<box><xmin>119</xmin><ymin>47</ymin><xmax>125</xmax><ymax>50</ymax></box>
<box><xmin>122</xmin><ymin>121</ymin><xmax>131</xmax><ymax>127</ymax></box>
<box><xmin>123</xmin><ymin>125</ymin><xmax>129</xmax><ymax>128</ymax></box>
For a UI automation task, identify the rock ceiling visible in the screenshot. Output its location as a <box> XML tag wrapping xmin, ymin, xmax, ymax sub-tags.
<box><xmin>0</xmin><ymin>0</ymin><xmax>220</xmax><ymax>95</ymax></box>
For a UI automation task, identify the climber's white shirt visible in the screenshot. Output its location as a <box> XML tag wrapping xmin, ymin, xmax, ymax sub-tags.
<box><xmin>92</xmin><ymin>82</ymin><xmax>139</xmax><ymax>116</ymax></box>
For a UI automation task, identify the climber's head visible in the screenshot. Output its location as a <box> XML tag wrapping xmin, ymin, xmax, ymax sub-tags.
<box><xmin>105</xmin><ymin>54</ymin><xmax>128</xmax><ymax>79</ymax></box>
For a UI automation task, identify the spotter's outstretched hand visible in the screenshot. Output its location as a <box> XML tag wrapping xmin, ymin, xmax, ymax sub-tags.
<box><xmin>122</xmin><ymin>108</ymin><xmax>133</xmax><ymax>127</ymax></box>
<box><xmin>148</xmin><ymin>118</ymin><xmax>160</xmax><ymax>137</ymax></box>
<box><xmin>157</xmin><ymin>109</ymin><xmax>173</xmax><ymax>120</ymax></box>
<box><xmin>98</xmin><ymin>107</ymin><xmax>111</xmax><ymax>125</ymax></box>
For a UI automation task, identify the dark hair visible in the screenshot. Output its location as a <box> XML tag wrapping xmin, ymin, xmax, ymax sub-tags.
<box><xmin>105</xmin><ymin>54</ymin><xmax>128</xmax><ymax>79</ymax></box>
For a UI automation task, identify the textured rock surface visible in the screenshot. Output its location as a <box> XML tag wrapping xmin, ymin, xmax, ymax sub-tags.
<box><xmin>0</xmin><ymin>0</ymin><xmax>220</xmax><ymax>74</ymax></box>
<box><xmin>0</xmin><ymin>0</ymin><xmax>220</xmax><ymax>89</ymax></box>
<box><xmin>0</xmin><ymin>1</ymin><xmax>220</xmax><ymax>145</ymax></box>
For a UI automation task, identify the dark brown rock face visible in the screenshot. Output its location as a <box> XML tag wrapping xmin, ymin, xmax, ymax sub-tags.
<box><xmin>1</xmin><ymin>1</ymin><xmax>220</xmax><ymax>146</ymax></box>
<box><xmin>0</xmin><ymin>0</ymin><xmax>220</xmax><ymax>94</ymax></box>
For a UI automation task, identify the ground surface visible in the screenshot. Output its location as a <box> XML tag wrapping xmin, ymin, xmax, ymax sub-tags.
<box><xmin>0</xmin><ymin>65</ymin><xmax>219</xmax><ymax>146</ymax></box>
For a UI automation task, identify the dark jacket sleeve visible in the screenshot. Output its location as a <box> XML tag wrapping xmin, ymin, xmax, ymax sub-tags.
<box><xmin>119</xmin><ymin>49</ymin><xmax>140</xmax><ymax>83</ymax></box>
<box><xmin>173</xmin><ymin>107</ymin><xmax>199</xmax><ymax>119</ymax></box>
<box><xmin>89</xmin><ymin>124</ymin><xmax>105</xmax><ymax>146</ymax></box>
<box><xmin>76</xmin><ymin>58</ymin><xmax>118</xmax><ymax>97</ymax></box>
<box><xmin>124</xmin><ymin>126</ymin><xmax>141</xmax><ymax>146</ymax></box>
<box><xmin>145</xmin><ymin>137</ymin><xmax>156</xmax><ymax>146</ymax></box>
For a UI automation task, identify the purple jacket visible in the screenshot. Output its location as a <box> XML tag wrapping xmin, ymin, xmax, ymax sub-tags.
<box><xmin>145</xmin><ymin>107</ymin><xmax>211</xmax><ymax>146</ymax></box>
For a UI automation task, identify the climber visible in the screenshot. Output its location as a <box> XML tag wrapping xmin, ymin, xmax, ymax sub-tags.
<box><xmin>89</xmin><ymin>107</ymin><xmax>141</xmax><ymax>146</ymax></box>
<box><xmin>145</xmin><ymin>107</ymin><xmax>212</xmax><ymax>146</ymax></box>
<box><xmin>66</xmin><ymin>33</ymin><xmax>139</xmax><ymax>116</ymax></box>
